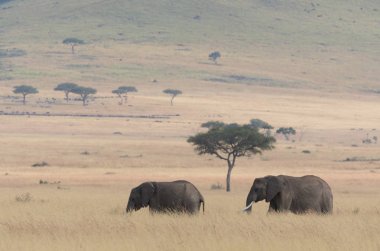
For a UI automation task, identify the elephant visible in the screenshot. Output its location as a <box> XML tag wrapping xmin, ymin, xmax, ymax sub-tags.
<box><xmin>243</xmin><ymin>175</ymin><xmax>333</xmax><ymax>214</ymax></box>
<box><xmin>126</xmin><ymin>180</ymin><xmax>205</xmax><ymax>214</ymax></box>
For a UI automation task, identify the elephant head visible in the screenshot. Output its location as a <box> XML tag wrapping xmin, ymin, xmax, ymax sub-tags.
<box><xmin>243</xmin><ymin>176</ymin><xmax>283</xmax><ymax>213</ymax></box>
<box><xmin>126</xmin><ymin>182</ymin><xmax>156</xmax><ymax>213</ymax></box>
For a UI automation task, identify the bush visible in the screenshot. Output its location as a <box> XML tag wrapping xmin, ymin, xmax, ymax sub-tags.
<box><xmin>32</xmin><ymin>161</ymin><xmax>49</xmax><ymax>167</ymax></box>
<box><xmin>15</xmin><ymin>193</ymin><xmax>32</xmax><ymax>202</ymax></box>
<box><xmin>210</xmin><ymin>182</ymin><xmax>224</xmax><ymax>190</ymax></box>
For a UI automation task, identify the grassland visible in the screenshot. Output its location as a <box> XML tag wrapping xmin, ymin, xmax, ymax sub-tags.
<box><xmin>1</xmin><ymin>0</ymin><xmax>380</xmax><ymax>250</ymax></box>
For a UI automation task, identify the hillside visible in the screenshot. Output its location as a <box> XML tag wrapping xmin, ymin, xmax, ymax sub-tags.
<box><xmin>0</xmin><ymin>0</ymin><xmax>379</xmax><ymax>92</ymax></box>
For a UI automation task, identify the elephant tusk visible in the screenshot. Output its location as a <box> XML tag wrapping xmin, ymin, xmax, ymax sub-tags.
<box><xmin>242</xmin><ymin>201</ymin><xmax>254</xmax><ymax>211</ymax></box>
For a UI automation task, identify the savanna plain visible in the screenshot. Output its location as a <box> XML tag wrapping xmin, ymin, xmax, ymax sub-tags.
<box><xmin>0</xmin><ymin>0</ymin><xmax>380</xmax><ymax>250</ymax></box>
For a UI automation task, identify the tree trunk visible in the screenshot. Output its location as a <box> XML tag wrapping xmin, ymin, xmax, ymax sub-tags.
<box><xmin>81</xmin><ymin>95</ymin><xmax>86</xmax><ymax>106</ymax></box>
<box><xmin>226</xmin><ymin>161</ymin><xmax>233</xmax><ymax>192</ymax></box>
<box><xmin>22</xmin><ymin>94</ymin><xmax>26</xmax><ymax>105</ymax></box>
<box><xmin>65</xmin><ymin>92</ymin><xmax>69</xmax><ymax>103</ymax></box>
<box><xmin>118</xmin><ymin>94</ymin><xmax>123</xmax><ymax>105</ymax></box>
<box><xmin>71</xmin><ymin>44</ymin><xmax>75</xmax><ymax>54</ymax></box>
<box><xmin>170</xmin><ymin>96</ymin><xmax>174</xmax><ymax>106</ymax></box>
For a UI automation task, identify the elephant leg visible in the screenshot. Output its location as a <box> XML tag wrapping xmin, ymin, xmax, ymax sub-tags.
<box><xmin>269</xmin><ymin>195</ymin><xmax>291</xmax><ymax>213</ymax></box>
<box><xmin>268</xmin><ymin>200</ymin><xmax>278</xmax><ymax>213</ymax></box>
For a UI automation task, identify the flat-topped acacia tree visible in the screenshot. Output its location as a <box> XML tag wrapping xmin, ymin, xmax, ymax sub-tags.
<box><xmin>188</xmin><ymin>122</ymin><xmax>276</xmax><ymax>192</ymax></box>
<box><xmin>54</xmin><ymin>82</ymin><xmax>78</xmax><ymax>102</ymax></box>
<box><xmin>163</xmin><ymin>89</ymin><xmax>182</xmax><ymax>106</ymax></box>
<box><xmin>112</xmin><ymin>86</ymin><xmax>138</xmax><ymax>105</ymax></box>
<box><xmin>63</xmin><ymin>37</ymin><xmax>85</xmax><ymax>54</ymax></box>
<box><xmin>276</xmin><ymin>127</ymin><xmax>296</xmax><ymax>141</ymax></box>
<box><xmin>208</xmin><ymin>51</ymin><xmax>221</xmax><ymax>64</ymax></box>
<box><xmin>250</xmin><ymin>118</ymin><xmax>274</xmax><ymax>136</ymax></box>
<box><xmin>13</xmin><ymin>85</ymin><xmax>39</xmax><ymax>105</ymax></box>
<box><xmin>71</xmin><ymin>86</ymin><xmax>97</xmax><ymax>106</ymax></box>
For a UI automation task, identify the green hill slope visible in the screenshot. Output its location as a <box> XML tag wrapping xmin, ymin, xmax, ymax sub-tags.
<box><xmin>0</xmin><ymin>0</ymin><xmax>379</xmax><ymax>92</ymax></box>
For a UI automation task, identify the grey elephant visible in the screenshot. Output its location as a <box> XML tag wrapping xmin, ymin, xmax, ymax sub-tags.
<box><xmin>126</xmin><ymin>180</ymin><xmax>205</xmax><ymax>214</ymax></box>
<box><xmin>243</xmin><ymin>175</ymin><xmax>333</xmax><ymax>214</ymax></box>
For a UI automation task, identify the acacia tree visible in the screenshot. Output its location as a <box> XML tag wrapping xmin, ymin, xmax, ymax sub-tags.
<box><xmin>276</xmin><ymin>127</ymin><xmax>296</xmax><ymax>141</ymax></box>
<box><xmin>63</xmin><ymin>37</ymin><xmax>85</xmax><ymax>54</ymax></box>
<box><xmin>201</xmin><ymin>121</ymin><xmax>226</xmax><ymax>129</ymax></box>
<box><xmin>54</xmin><ymin>82</ymin><xmax>78</xmax><ymax>102</ymax></box>
<box><xmin>71</xmin><ymin>86</ymin><xmax>97</xmax><ymax>106</ymax></box>
<box><xmin>188</xmin><ymin>122</ymin><xmax>275</xmax><ymax>192</ymax></box>
<box><xmin>250</xmin><ymin>118</ymin><xmax>273</xmax><ymax>136</ymax></box>
<box><xmin>208</xmin><ymin>51</ymin><xmax>221</xmax><ymax>64</ymax></box>
<box><xmin>163</xmin><ymin>89</ymin><xmax>182</xmax><ymax>106</ymax></box>
<box><xmin>13</xmin><ymin>85</ymin><xmax>39</xmax><ymax>105</ymax></box>
<box><xmin>112</xmin><ymin>86</ymin><xmax>137</xmax><ymax>105</ymax></box>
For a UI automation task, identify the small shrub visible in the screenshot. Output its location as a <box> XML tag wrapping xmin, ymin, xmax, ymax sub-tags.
<box><xmin>15</xmin><ymin>193</ymin><xmax>32</xmax><ymax>202</ymax></box>
<box><xmin>210</xmin><ymin>182</ymin><xmax>224</xmax><ymax>190</ymax></box>
<box><xmin>302</xmin><ymin>150</ymin><xmax>311</xmax><ymax>154</ymax></box>
<box><xmin>32</xmin><ymin>161</ymin><xmax>49</xmax><ymax>167</ymax></box>
<box><xmin>362</xmin><ymin>138</ymin><xmax>372</xmax><ymax>144</ymax></box>
<box><xmin>39</xmin><ymin>179</ymin><xmax>48</xmax><ymax>184</ymax></box>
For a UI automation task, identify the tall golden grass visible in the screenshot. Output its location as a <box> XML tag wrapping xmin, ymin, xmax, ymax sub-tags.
<box><xmin>0</xmin><ymin>184</ymin><xmax>379</xmax><ymax>251</ymax></box>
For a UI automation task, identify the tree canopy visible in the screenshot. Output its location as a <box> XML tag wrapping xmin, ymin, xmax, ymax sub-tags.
<box><xmin>201</xmin><ymin>121</ymin><xmax>226</xmax><ymax>129</ymax></box>
<box><xmin>208</xmin><ymin>51</ymin><xmax>221</xmax><ymax>64</ymax></box>
<box><xmin>112</xmin><ymin>86</ymin><xmax>138</xmax><ymax>104</ymax></box>
<box><xmin>13</xmin><ymin>85</ymin><xmax>38</xmax><ymax>105</ymax></box>
<box><xmin>188</xmin><ymin>122</ymin><xmax>276</xmax><ymax>192</ymax></box>
<box><xmin>71</xmin><ymin>86</ymin><xmax>97</xmax><ymax>106</ymax></box>
<box><xmin>276</xmin><ymin>127</ymin><xmax>296</xmax><ymax>140</ymax></box>
<box><xmin>250</xmin><ymin>119</ymin><xmax>273</xmax><ymax>129</ymax></box>
<box><xmin>62</xmin><ymin>37</ymin><xmax>85</xmax><ymax>54</ymax></box>
<box><xmin>163</xmin><ymin>89</ymin><xmax>182</xmax><ymax>105</ymax></box>
<box><xmin>54</xmin><ymin>82</ymin><xmax>78</xmax><ymax>102</ymax></box>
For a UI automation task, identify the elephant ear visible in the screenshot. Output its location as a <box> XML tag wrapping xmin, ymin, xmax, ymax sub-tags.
<box><xmin>266</xmin><ymin>176</ymin><xmax>282</xmax><ymax>202</ymax></box>
<box><xmin>140</xmin><ymin>182</ymin><xmax>156</xmax><ymax>207</ymax></box>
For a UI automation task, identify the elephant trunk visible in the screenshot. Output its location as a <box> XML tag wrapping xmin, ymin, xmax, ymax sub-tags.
<box><xmin>126</xmin><ymin>201</ymin><xmax>134</xmax><ymax>213</ymax></box>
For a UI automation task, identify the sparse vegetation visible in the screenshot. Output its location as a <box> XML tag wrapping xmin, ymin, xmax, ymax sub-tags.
<box><xmin>250</xmin><ymin>119</ymin><xmax>273</xmax><ymax>136</ymax></box>
<box><xmin>112</xmin><ymin>86</ymin><xmax>137</xmax><ymax>105</ymax></box>
<box><xmin>71</xmin><ymin>86</ymin><xmax>97</xmax><ymax>106</ymax></box>
<box><xmin>0</xmin><ymin>48</ymin><xmax>26</xmax><ymax>58</ymax></box>
<box><xmin>15</xmin><ymin>192</ymin><xmax>32</xmax><ymax>202</ymax></box>
<box><xmin>210</xmin><ymin>182</ymin><xmax>224</xmax><ymax>190</ymax></box>
<box><xmin>163</xmin><ymin>89</ymin><xmax>182</xmax><ymax>106</ymax></box>
<box><xmin>188</xmin><ymin>122</ymin><xmax>275</xmax><ymax>192</ymax></box>
<box><xmin>249</xmin><ymin>119</ymin><xmax>273</xmax><ymax>130</ymax></box>
<box><xmin>54</xmin><ymin>83</ymin><xmax>78</xmax><ymax>102</ymax></box>
<box><xmin>1</xmin><ymin>1</ymin><xmax>380</xmax><ymax>250</ymax></box>
<box><xmin>32</xmin><ymin>161</ymin><xmax>49</xmax><ymax>167</ymax></box>
<box><xmin>362</xmin><ymin>133</ymin><xmax>378</xmax><ymax>144</ymax></box>
<box><xmin>62</xmin><ymin>37</ymin><xmax>85</xmax><ymax>54</ymax></box>
<box><xmin>201</xmin><ymin>121</ymin><xmax>226</xmax><ymax>129</ymax></box>
<box><xmin>208</xmin><ymin>51</ymin><xmax>221</xmax><ymax>64</ymax></box>
<box><xmin>276</xmin><ymin>127</ymin><xmax>296</xmax><ymax>141</ymax></box>
<box><xmin>13</xmin><ymin>85</ymin><xmax>38</xmax><ymax>105</ymax></box>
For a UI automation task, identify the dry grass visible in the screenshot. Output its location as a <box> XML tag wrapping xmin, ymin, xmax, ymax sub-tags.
<box><xmin>0</xmin><ymin>184</ymin><xmax>379</xmax><ymax>251</ymax></box>
<box><xmin>1</xmin><ymin>1</ymin><xmax>380</xmax><ymax>249</ymax></box>
<box><xmin>1</xmin><ymin>82</ymin><xmax>380</xmax><ymax>250</ymax></box>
